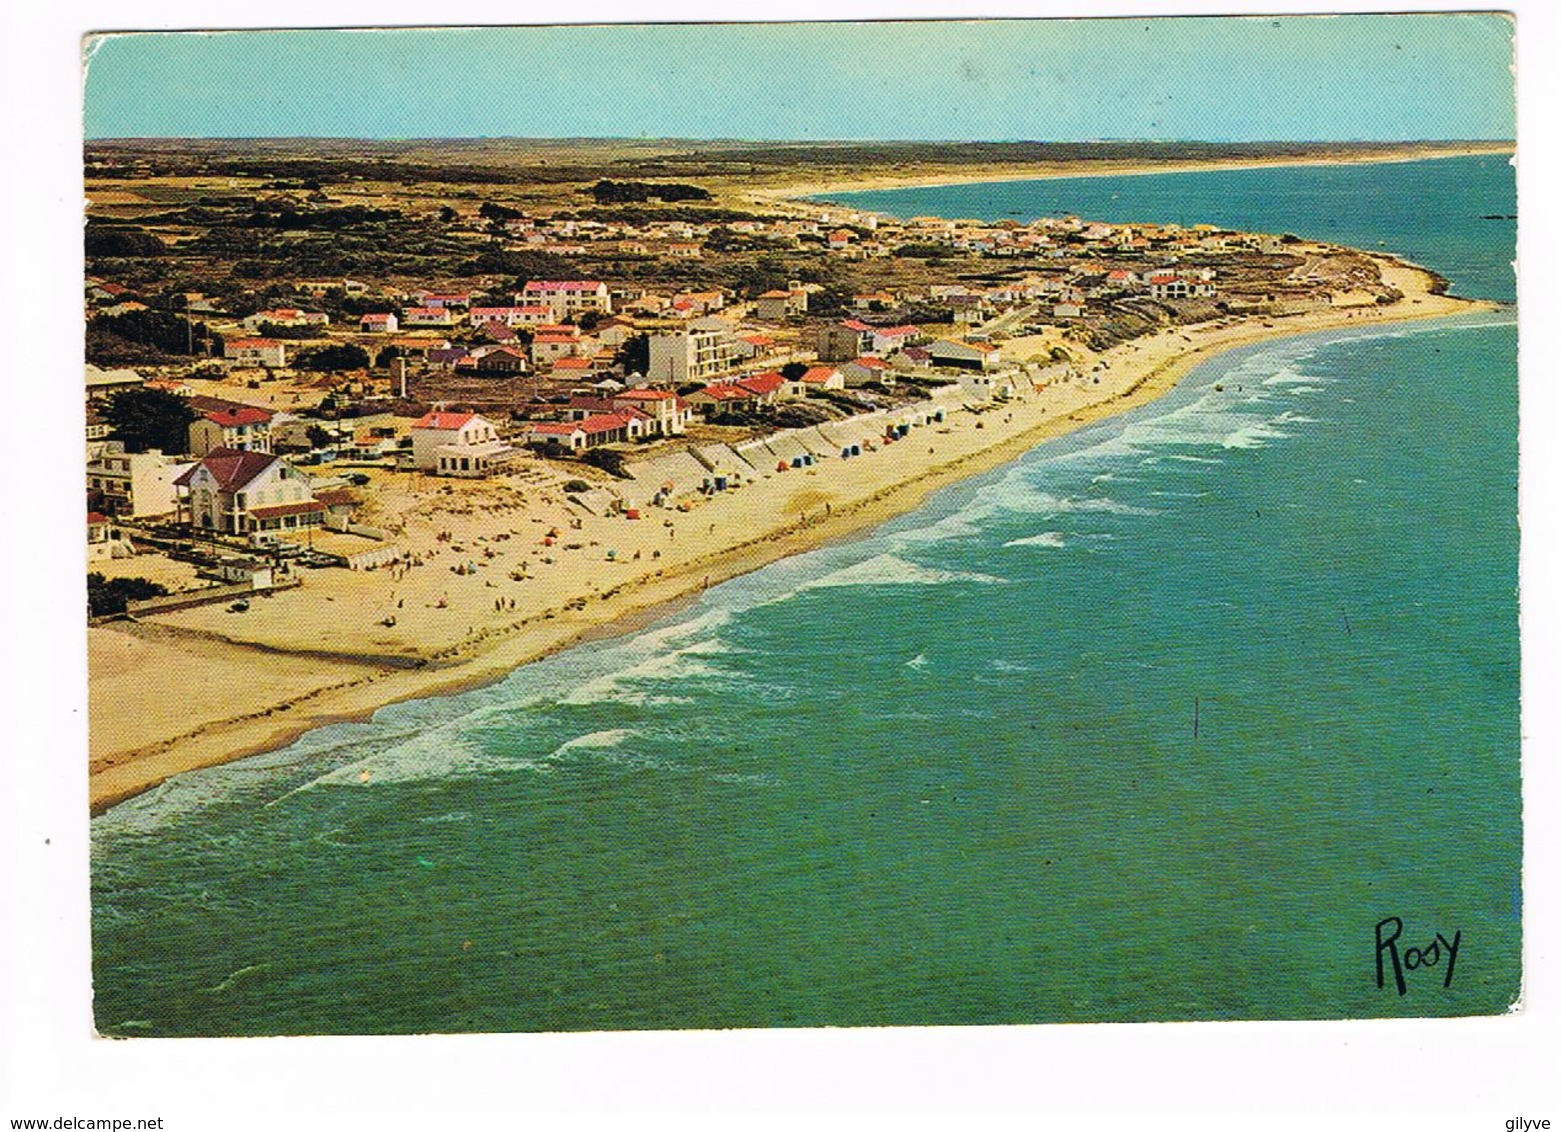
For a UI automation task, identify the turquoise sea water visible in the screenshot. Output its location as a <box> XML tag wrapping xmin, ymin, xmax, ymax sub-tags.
<box><xmin>91</xmin><ymin>157</ymin><xmax>1518</xmax><ymax>1034</ymax></box>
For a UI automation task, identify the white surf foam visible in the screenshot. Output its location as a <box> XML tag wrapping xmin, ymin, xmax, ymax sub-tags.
<box><xmin>801</xmin><ymin>553</ymin><xmax>1005</xmax><ymax>589</ymax></box>
<box><xmin>1004</xmin><ymin>531</ymin><xmax>1068</xmax><ymax>549</ymax></box>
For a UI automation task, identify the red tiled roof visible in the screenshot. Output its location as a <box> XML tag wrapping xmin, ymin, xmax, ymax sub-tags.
<box><xmin>579</xmin><ymin>413</ymin><xmax>631</xmax><ymax>434</ymax></box>
<box><xmin>529</xmin><ymin>421</ymin><xmax>584</xmax><ymax>436</ymax></box>
<box><xmin>800</xmin><ymin>366</ymin><xmax>840</xmax><ymax>383</ymax></box>
<box><xmin>738</xmin><ymin>372</ymin><xmax>785</xmax><ymax>395</ymax></box>
<box><xmin>615</xmin><ymin>388</ymin><xmax>675</xmax><ymax>401</ymax></box>
<box><xmin>203</xmin><ymin>405</ymin><xmax>273</xmax><ymax>427</ymax></box>
<box><xmin>414</xmin><ymin>411</ymin><xmax>475</xmax><ymax>431</ymax></box>
<box><xmin>87</xmin><ymin>511</ymin><xmax>110</xmax><ymax>525</ymax></box>
<box><xmin>849</xmin><ymin>356</ymin><xmax>890</xmax><ymax>369</ymax></box>
<box><xmin>840</xmin><ymin>319</ymin><xmax>875</xmax><ymax>332</ymax></box>
<box><xmin>248</xmin><ymin>501</ymin><xmax>326</xmax><ymax>520</ymax></box>
<box><xmin>226</xmin><ymin>338</ymin><xmax>283</xmax><ymax>349</ymax></box>
<box><xmin>173</xmin><ymin>447</ymin><xmax>278</xmax><ymax>491</ymax></box>
<box><xmin>522</xmin><ymin>281</ymin><xmax>606</xmax><ymax>292</ymax></box>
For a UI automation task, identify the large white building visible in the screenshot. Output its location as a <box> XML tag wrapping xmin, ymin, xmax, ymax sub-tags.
<box><xmin>87</xmin><ymin>443</ymin><xmax>193</xmax><ymax>518</ymax></box>
<box><xmin>174</xmin><ymin>448</ymin><xmax>324</xmax><ymax>535</ymax></box>
<box><xmin>647</xmin><ymin>329</ymin><xmax>740</xmax><ymax>385</ymax></box>
<box><xmin>518</xmin><ymin>280</ymin><xmax>613</xmax><ymax>320</ymax></box>
<box><xmin>409</xmin><ymin>411</ymin><xmax>519</xmax><ymax>476</ymax></box>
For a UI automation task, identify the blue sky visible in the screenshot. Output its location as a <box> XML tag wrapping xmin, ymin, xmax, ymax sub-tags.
<box><xmin>84</xmin><ymin>16</ymin><xmax>1515</xmax><ymax>143</ymax></box>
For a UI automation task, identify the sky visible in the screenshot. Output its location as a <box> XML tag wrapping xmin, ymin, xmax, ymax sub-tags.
<box><xmin>81</xmin><ymin>13</ymin><xmax>1516</xmax><ymax>142</ymax></box>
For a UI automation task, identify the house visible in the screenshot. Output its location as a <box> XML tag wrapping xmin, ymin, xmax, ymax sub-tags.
<box><xmin>865</xmin><ymin>324</ymin><xmax>921</xmax><ymax>355</ymax></box>
<box><xmin>87</xmin><ymin>443</ymin><xmax>194</xmax><ymax>518</ymax></box>
<box><xmin>752</xmin><ymin>289</ymin><xmax>808</xmax><ymax>320</ymax></box>
<box><xmin>223</xmin><ymin>338</ymin><xmax>288</xmax><ymax>368</ymax></box>
<box><xmin>409</xmin><ymin>411</ymin><xmax>519</xmax><ymax>476</ymax></box>
<box><xmin>243</xmin><ymin>308</ymin><xmax>328</xmax><ymax>332</ymax></box>
<box><xmin>401</xmin><ymin>306</ymin><xmax>457</xmax><ymax>328</ymax></box>
<box><xmin>1052</xmin><ymin>302</ymin><xmax>1085</xmax><ymax>319</ymax></box>
<box><xmin>954</xmin><ymin>371</ymin><xmax>1018</xmax><ymax>402</ymax></box>
<box><xmin>85</xmin><ymin>364</ymin><xmax>145</xmax><ymax>403</ymax></box>
<box><xmin>684</xmin><ymin>382</ymin><xmax>760</xmax><ymax>416</ymax></box>
<box><xmin>174</xmin><ymin>447</ymin><xmax>324</xmax><ymax>535</ymax></box>
<box><xmin>799</xmin><ymin>365</ymin><xmax>846</xmax><ymax>391</ymax></box>
<box><xmin>519</xmin><ymin>280</ymin><xmax>613</xmax><ymax>320</ymax></box>
<box><xmin>531</xmin><ymin>329</ymin><xmax>585</xmax><ymax>368</ymax></box>
<box><xmin>525</xmin><ymin>414</ymin><xmax>634</xmax><ymax>450</ymax></box>
<box><xmin>1147</xmin><ymin>275</ymin><xmax>1217</xmax><ymax>300</ymax></box>
<box><xmin>853</xmin><ymin>291</ymin><xmax>897</xmax><ymax>310</ymax></box>
<box><xmin>813</xmin><ymin>323</ymin><xmax>869</xmax><ymax>363</ymax></box>
<box><xmin>929</xmin><ymin>339</ymin><xmax>1004</xmax><ymax>371</ymax></box>
<box><xmin>672</xmin><ymin>290</ymin><xmax>724</xmax><ymax>316</ymax></box>
<box><xmin>359</xmin><ymin>312</ymin><xmax>399</xmax><ymax>333</ymax></box>
<box><xmin>733</xmin><ymin>371</ymin><xmax>792</xmax><ymax>405</ymax></box>
<box><xmin>840</xmin><ymin>356</ymin><xmax>896</xmax><ymax>387</ymax></box>
<box><xmin>468</xmin><ymin>346</ymin><xmax>530</xmax><ymax>375</ymax></box>
<box><xmin>189</xmin><ymin>404</ymin><xmax>274</xmax><ymax>456</ymax></box>
<box><xmin>469</xmin><ymin>306</ymin><xmax>534</xmax><ymax>329</ymax></box>
<box><xmin>647</xmin><ymin>329</ymin><xmax>740</xmax><ymax>385</ymax></box>
<box><xmin>606</xmin><ymin>388</ymin><xmax>686</xmax><ymax>434</ymax></box>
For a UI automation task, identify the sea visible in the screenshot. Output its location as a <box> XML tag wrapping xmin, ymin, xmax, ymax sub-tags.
<box><xmin>91</xmin><ymin>155</ymin><xmax>1519</xmax><ymax>1035</ymax></box>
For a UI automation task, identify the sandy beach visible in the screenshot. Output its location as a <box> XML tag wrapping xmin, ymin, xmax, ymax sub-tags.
<box><xmin>86</xmin><ymin>249</ymin><xmax>1497</xmax><ymax>812</ymax></box>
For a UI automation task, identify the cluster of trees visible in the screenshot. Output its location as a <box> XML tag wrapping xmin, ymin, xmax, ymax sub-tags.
<box><xmin>87</xmin><ymin>573</ymin><xmax>169</xmax><ymax>619</ymax></box>
<box><xmin>85</xmin><ymin>224</ymin><xmax>168</xmax><ymax>258</ymax></box>
<box><xmin>292</xmin><ymin>343</ymin><xmax>371</xmax><ymax>372</ymax></box>
<box><xmin>588</xmin><ymin>180</ymin><xmax>711</xmax><ymax>204</ymax></box>
<box><xmin>241</xmin><ymin>202</ymin><xmax>405</xmax><ymax>230</ymax></box>
<box><xmin>87</xmin><ymin>310</ymin><xmax>219</xmax><ymax>365</ymax></box>
<box><xmin>100</xmin><ymin>388</ymin><xmax>198</xmax><ymax>453</ymax></box>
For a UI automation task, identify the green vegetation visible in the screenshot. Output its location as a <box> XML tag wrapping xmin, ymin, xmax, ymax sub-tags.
<box><xmin>293</xmin><ymin>343</ymin><xmax>371</xmax><ymax>372</ymax></box>
<box><xmin>87</xmin><ymin>573</ymin><xmax>170</xmax><ymax>618</ymax></box>
<box><xmin>589</xmin><ymin>180</ymin><xmax>711</xmax><ymax>204</ymax></box>
<box><xmin>101</xmin><ymin>388</ymin><xmax>199</xmax><ymax>453</ymax></box>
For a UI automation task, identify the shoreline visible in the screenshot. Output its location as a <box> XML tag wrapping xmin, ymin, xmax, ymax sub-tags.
<box><xmin>739</xmin><ymin>142</ymin><xmax>1513</xmax><ymax>206</ymax></box>
<box><xmin>88</xmin><ymin>261</ymin><xmax>1501</xmax><ymax>814</ymax></box>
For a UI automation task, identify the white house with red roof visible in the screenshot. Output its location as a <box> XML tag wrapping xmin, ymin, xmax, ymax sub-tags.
<box><xmin>840</xmin><ymin>355</ymin><xmax>897</xmax><ymax>387</ymax></box>
<box><xmin>864</xmin><ymin>324</ymin><xmax>922</xmax><ymax>355</ymax></box>
<box><xmin>174</xmin><ymin>447</ymin><xmax>323</xmax><ymax>535</ymax></box>
<box><xmin>524</xmin><ymin>414</ymin><xmax>633</xmax><ymax>451</ymax></box>
<box><xmin>531</xmin><ymin>328</ymin><xmax>588</xmax><ymax>368</ymax></box>
<box><xmin>359</xmin><ymin>312</ymin><xmax>399</xmax><ymax>333</ymax></box>
<box><xmin>223</xmin><ymin>338</ymin><xmax>287</xmax><ymax>368</ymax></box>
<box><xmin>799</xmin><ymin>365</ymin><xmax>846</xmax><ymax>391</ymax></box>
<box><xmin>752</xmin><ymin>289</ymin><xmax>808</xmax><ymax>320</ymax></box>
<box><xmin>611</xmin><ymin>388</ymin><xmax>691</xmax><ymax>435</ymax></box>
<box><xmin>520</xmin><ymin>280</ymin><xmax>612</xmax><ymax>320</ymax></box>
<box><xmin>189</xmin><ymin>404</ymin><xmax>275</xmax><ymax>456</ymax></box>
<box><xmin>468</xmin><ymin>306</ymin><xmax>535</xmax><ymax>329</ymax></box>
<box><xmin>242</xmin><ymin>308</ymin><xmax>329</xmax><ymax>332</ymax></box>
<box><xmin>410</xmin><ymin>410</ymin><xmax>518</xmax><ymax>476</ymax></box>
<box><xmin>401</xmin><ymin>306</ymin><xmax>457</xmax><ymax>328</ymax></box>
<box><xmin>929</xmin><ymin>339</ymin><xmax>1004</xmax><ymax>372</ymax></box>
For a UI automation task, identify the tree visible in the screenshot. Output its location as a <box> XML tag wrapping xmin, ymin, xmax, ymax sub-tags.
<box><xmin>102</xmin><ymin>387</ymin><xmax>198</xmax><ymax>454</ymax></box>
<box><xmin>615</xmin><ymin>333</ymin><xmax>650</xmax><ymax>376</ymax></box>
<box><xmin>87</xmin><ymin>573</ymin><xmax>169</xmax><ymax>618</ymax></box>
<box><xmin>577</xmin><ymin>309</ymin><xmax>603</xmax><ymax>332</ymax></box>
<box><xmin>293</xmin><ymin>343</ymin><xmax>371</xmax><ymax>372</ymax></box>
<box><xmin>781</xmin><ymin>361</ymin><xmax>809</xmax><ymax>381</ymax></box>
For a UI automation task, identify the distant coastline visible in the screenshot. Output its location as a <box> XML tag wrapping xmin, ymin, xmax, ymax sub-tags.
<box><xmin>747</xmin><ymin>141</ymin><xmax>1514</xmax><ymax>206</ymax></box>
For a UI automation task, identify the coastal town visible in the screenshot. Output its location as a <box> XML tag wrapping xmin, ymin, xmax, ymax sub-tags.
<box><xmin>83</xmin><ymin>140</ymin><xmax>1497</xmax><ymax>810</ymax></box>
